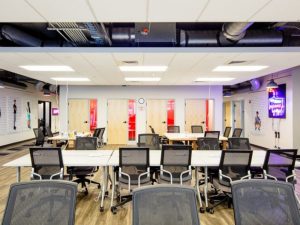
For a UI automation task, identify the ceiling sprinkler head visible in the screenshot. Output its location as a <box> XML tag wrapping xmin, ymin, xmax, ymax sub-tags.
<box><xmin>140</xmin><ymin>28</ymin><xmax>150</xmax><ymax>36</ymax></box>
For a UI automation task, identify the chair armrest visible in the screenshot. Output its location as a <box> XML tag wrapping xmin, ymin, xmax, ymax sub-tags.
<box><xmin>241</xmin><ymin>171</ymin><xmax>252</xmax><ymax>180</ymax></box>
<box><xmin>138</xmin><ymin>169</ymin><xmax>150</xmax><ymax>188</ymax></box>
<box><xmin>219</xmin><ymin>170</ymin><xmax>233</xmax><ymax>183</ymax></box>
<box><xmin>119</xmin><ymin>170</ymin><xmax>131</xmax><ymax>191</ymax></box>
<box><xmin>180</xmin><ymin>168</ymin><xmax>191</xmax><ymax>185</ymax></box>
<box><xmin>160</xmin><ymin>166</ymin><xmax>173</xmax><ymax>184</ymax></box>
<box><xmin>31</xmin><ymin>168</ymin><xmax>42</xmax><ymax>180</ymax></box>
<box><xmin>263</xmin><ymin>170</ymin><xmax>278</xmax><ymax>181</ymax></box>
<box><xmin>50</xmin><ymin>168</ymin><xmax>64</xmax><ymax>180</ymax></box>
<box><xmin>286</xmin><ymin>170</ymin><xmax>296</xmax><ymax>183</ymax></box>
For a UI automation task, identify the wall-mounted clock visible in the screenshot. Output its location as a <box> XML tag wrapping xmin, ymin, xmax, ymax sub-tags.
<box><xmin>138</xmin><ymin>98</ymin><xmax>145</xmax><ymax>104</ymax></box>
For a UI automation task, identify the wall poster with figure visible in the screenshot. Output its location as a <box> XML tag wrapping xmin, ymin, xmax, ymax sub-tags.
<box><xmin>7</xmin><ymin>97</ymin><xmax>22</xmax><ymax>133</ymax></box>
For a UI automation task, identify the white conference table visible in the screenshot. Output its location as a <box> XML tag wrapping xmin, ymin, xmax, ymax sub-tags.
<box><xmin>164</xmin><ymin>133</ymin><xmax>228</xmax><ymax>142</ymax></box>
<box><xmin>2</xmin><ymin>150</ymin><xmax>113</xmax><ymax>211</ymax></box>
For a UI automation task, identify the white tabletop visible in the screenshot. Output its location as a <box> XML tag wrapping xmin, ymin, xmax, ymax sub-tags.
<box><xmin>164</xmin><ymin>133</ymin><xmax>228</xmax><ymax>141</ymax></box>
<box><xmin>3</xmin><ymin>150</ymin><xmax>114</xmax><ymax>167</ymax></box>
<box><xmin>48</xmin><ymin>133</ymin><xmax>91</xmax><ymax>141</ymax></box>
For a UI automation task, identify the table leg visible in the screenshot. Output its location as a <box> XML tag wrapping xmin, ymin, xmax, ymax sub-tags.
<box><xmin>195</xmin><ymin>168</ymin><xmax>203</xmax><ymax>211</ymax></box>
<box><xmin>110</xmin><ymin>166</ymin><xmax>115</xmax><ymax>209</ymax></box>
<box><xmin>204</xmin><ymin>167</ymin><xmax>208</xmax><ymax>208</ymax></box>
<box><xmin>100</xmin><ymin>166</ymin><xmax>107</xmax><ymax>212</ymax></box>
<box><xmin>16</xmin><ymin>167</ymin><xmax>21</xmax><ymax>182</ymax></box>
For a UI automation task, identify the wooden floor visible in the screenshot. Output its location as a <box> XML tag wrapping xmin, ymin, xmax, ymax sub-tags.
<box><xmin>1</xmin><ymin>143</ymin><xmax>298</xmax><ymax>225</ymax></box>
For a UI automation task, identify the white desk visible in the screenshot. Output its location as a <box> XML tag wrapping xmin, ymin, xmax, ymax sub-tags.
<box><xmin>3</xmin><ymin>150</ymin><xmax>114</xmax><ymax>211</ymax></box>
<box><xmin>164</xmin><ymin>133</ymin><xmax>228</xmax><ymax>142</ymax></box>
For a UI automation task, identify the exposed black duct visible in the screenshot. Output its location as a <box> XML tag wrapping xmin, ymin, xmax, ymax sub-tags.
<box><xmin>0</xmin><ymin>78</ymin><xmax>27</xmax><ymax>89</ymax></box>
<box><xmin>111</xmin><ymin>27</ymin><xmax>135</xmax><ymax>46</ymax></box>
<box><xmin>180</xmin><ymin>30</ymin><xmax>218</xmax><ymax>47</ymax></box>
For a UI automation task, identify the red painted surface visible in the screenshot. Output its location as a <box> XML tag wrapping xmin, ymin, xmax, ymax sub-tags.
<box><xmin>206</xmin><ymin>99</ymin><xmax>209</xmax><ymax>131</ymax></box>
<box><xmin>89</xmin><ymin>99</ymin><xmax>97</xmax><ymax>131</ymax></box>
<box><xmin>167</xmin><ymin>99</ymin><xmax>175</xmax><ymax>126</ymax></box>
<box><xmin>128</xmin><ymin>99</ymin><xmax>136</xmax><ymax>141</ymax></box>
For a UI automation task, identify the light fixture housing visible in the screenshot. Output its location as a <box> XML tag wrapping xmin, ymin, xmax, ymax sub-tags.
<box><xmin>195</xmin><ymin>77</ymin><xmax>235</xmax><ymax>82</ymax></box>
<box><xmin>213</xmin><ymin>65</ymin><xmax>268</xmax><ymax>72</ymax></box>
<box><xmin>223</xmin><ymin>91</ymin><xmax>232</xmax><ymax>97</ymax></box>
<box><xmin>125</xmin><ymin>77</ymin><xmax>161</xmax><ymax>82</ymax></box>
<box><xmin>20</xmin><ymin>65</ymin><xmax>74</xmax><ymax>72</ymax></box>
<box><xmin>266</xmin><ymin>79</ymin><xmax>278</xmax><ymax>90</ymax></box>
<box><xmin>120</xmin><ymin>66</ymin><xmax>168</xmax><ymax>72</ymax></box>
<box><xmin>51</xmin><ymin>77</ymin><xmax>90</xmax><ymax>82</ymax></box>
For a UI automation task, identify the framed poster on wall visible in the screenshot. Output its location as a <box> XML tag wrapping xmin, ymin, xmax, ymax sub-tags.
<box><xmin>268</xmin><ymin>84</ymin><xmax>286</xmax><ymax>119</ymax></box>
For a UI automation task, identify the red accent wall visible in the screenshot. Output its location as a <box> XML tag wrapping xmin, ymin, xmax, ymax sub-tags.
<box><xmin>167</xmin><ymin>99</ymin><xmax>175</xmax><ymax>126</ymax></box>
<box><xmin>128</xmin><ymin>99</ymin><xmax>136</xmax><ymax>141</ymax></box>
<box><xmin>89</xmin><ymin>99</ymin><xmax>97</xmax><ymax>131</ymax></box>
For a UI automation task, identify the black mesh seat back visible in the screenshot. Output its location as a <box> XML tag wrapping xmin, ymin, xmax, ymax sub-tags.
<box><xmin>232</xmin><ymin>128</ymin><xmax>243</xmax><ymax>137</ymax></box>
<box><xmin>149</xmin><ymin>126</ymin><xmax>155</xmax><ymax>134</ymax></box>
<box><xmin>263</xmin><ymin>149</ymin><xmax>297</xmax><ymax>182</ymax></box>
<box><xmin>223</xmin><ymin>127</ymin><xmax>232</xmax><ymax>138</ymax></box>
<box><xmin>46</xmin><ymin>126</ymin><xmax>53</xmax><ymax>137</ymax></box>
<box><xmin>197</xmin><ymin>137</ymin><xmax>220</xmax><ymax>150</ymax></box>
<box><xmin>98</xmin><ymin>128</ymin><xmax>105</xmax><ymax>139</ymax></box>
<box><xmin>228</xmin><ymin>138</ymin><xmax>251</xmax><ymax>150</ymax></box>
<box><xmin>119</xmin><ymin>148</ymin><xmax>149</xmax><ymax>183</ymax></box>
<box><xmin>162</xmin><ymin>144</ymin><xmax>192</xmax><ymax>151</ymax></box>
<box><xmin>33</xmin><ymin>128</ymin><xmax>39</xmax><ymax>138</ymax></box>
<box><xmin>2</xmin><ymin>181</ymin><xmax>77</xmax><ymax>225</ymax></box>
<box><xmin>204</xmin><ymin>131</ymin><xmax>220</xmax><ymax>139</ymax></box>
<box><xmin>132</xmin><ymin>185</ymin><xmax>200</xmax><ymax>225</ymax></box>
<box><xmin>191</xmin><ymin>125</ymin><xmax>203</xmax><ymax>133</ymax></box>
<box><xmin>33</xmin><ymin>128</ymin><xmax>45</xmax><ymax>146</ymax></box>
<box><xmin>30</xmin><ymin>148</ymin><xmax>63</xmax><ymax>179</ymax></box>
<box><xmin>75</xmin><ymin>137</ymin><xmax>97</xmax><ymax>150</ymax></box>
<box><xmin>167</xmin><ymin>126</ymin><xmax>180</xmax><ymax>133</ymax></box>
<box><xmin>220</xmin><ymin>151</ymin><xmax>252</xmax><ymax>184</ymax></box>
<box><xmin>161</xmin><ymin>147</ymin><xmax>191</xmax><ymax>179</ymax></box>
<box><xmin>138</xmin><ymin>134</ymin><xmax>159</xmax><ymax>150</ymax></box>
<box><xmin>232</xmin><ymin>180</ymin><xmax>300</xmax><ymax>225</ymax></box>
<box><xmin>93</xmin><ymin>128</ymin><xmax>100</xmax><ymax>138</ymax></box>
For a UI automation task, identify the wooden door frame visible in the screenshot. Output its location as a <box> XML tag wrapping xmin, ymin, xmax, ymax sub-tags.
<box><xmin>68</xmin><ymin>98</ymin><xmax>91</xmax><ymax>132</ymax></box>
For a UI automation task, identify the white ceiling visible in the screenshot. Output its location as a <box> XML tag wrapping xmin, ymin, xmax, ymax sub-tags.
<box><xmin>1</xmin><ymin>0</ymin><xmax>300</xmax><ymax>22</ymax></box>
<box><xmin>0</xmin><ymin>47</ymin><xmax>300</xmax><ymax>86</ymax></box>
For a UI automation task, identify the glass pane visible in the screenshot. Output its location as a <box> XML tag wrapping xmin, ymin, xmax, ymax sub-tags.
<box><xmin>128</xmin><ymin>99</ymin><xmax>136</xmax><ymax>141</ymax></box>
<box><xmin>167</xmin><ymin>99</ymin><xmax>175</xmax><ymax>126</ymax></box>
<box><xmin>89</xmin><ymin>99</ymin><xmax>97</xmax><ymax>132</ymax></box>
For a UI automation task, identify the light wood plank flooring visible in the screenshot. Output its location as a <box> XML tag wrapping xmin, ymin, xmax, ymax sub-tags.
<box><xmin>4</xmin><ymin>143</ymin><xmax>298</xmax><ymax>225</ymax></box>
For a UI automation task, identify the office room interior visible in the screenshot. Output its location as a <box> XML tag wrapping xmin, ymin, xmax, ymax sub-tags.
<box><xmin>1</xmin><ymin>1</ymin><xmax>300</xmax><ymax>225</ymax></box>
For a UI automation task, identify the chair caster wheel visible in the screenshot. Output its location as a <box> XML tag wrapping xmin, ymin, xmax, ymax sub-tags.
<box><xmin>111</xmin><ymin>207</ymin><xmax>117</xmax><ymax>214</ymax></box>
<box><xmin>105</xmin><ymin>191</ymin><xmax>109</xmax><ymax>197</ymax></box>
<box><xmin>206</xmin><ymin>208</ymin><xmax>214</xmax><ymax>214</ymax></box>
<box><xmin>199</xmin><ymin>207</ymin><xmax>205</xmax><ymax>213</ymax></box>
<box><xmin>100</xmin><ymin>207</ymin><xmax>104</xmax><ymax>212</ymax></box>
<box><xmin>98</xmin><ymin>184</ymin><xmax>101</xmax><ymax>189</ymax></box>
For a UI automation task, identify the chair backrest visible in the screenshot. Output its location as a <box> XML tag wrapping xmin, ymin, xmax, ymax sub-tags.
<box><xmin>232</xmin><ymin>180</ymin><xmax>300</xmax><ymax>225</ymax></box>
<box><xmin>138</xmin><ymin>133</ymin><xmax>160</xmax><ymax>150</ymax></box>
<box><xmin>162</xmin><ymin>144</ymin><xmax>192</xmax><ymax>150</ymax></box>
<box><xmin>232</xmin><ymin>128</ymin><xmax>243</xmax><ymax>137</ymax></box>
<box><xmin>33</xmin><ymin>128</ymin><xmax>45</xmax><ymax>146</ymax></box>
<box><xmin>223</xmin><ymin>126</ymin><xmax>231</xmax><ymax>138</ymax></box>
<box><xmin>46</xmin><ymin>126</ymin><xmax>53</xmax><ymax>137</ymax></box>
<box><xmin>93</xmin><ymin>128</ymin><xmax>101</xmax><ymax>137</ymax></box>
<box><xmin>191</xmin><ymin>125</ymin><xmax>203</xmax><ymax>133</ymax></box>
<box><xmin>228</xmin><ymin>138</ymin><xmax>251</xmax><ymax>150</ymax></box>
<box><xmin>149</xmin><ymin>125</ymin><xmax>155</xmax><ymax>134</ymax></box>
<box><xmin>132</xmin><ymin>185</ymin><xmax>200</xmax><ymax>225</ymax></box>
<box><xmin>219</xmin><ymin>150</ymin><xmax>252</xmax><ymax>183</ymax></box>
<box><xmin>2</xmin><ymin>181</ymin><xmax>77</xmax><ymax>225</ymax></box>
<box><xmin>197</xmin><ymin>137</ymin><xmax>220</xmax><ymax>150</ymax></box>
<box><xmin>29</xmin><ymin>147</ymin><xmax>64</xmax><ymax>180</ymax></box>
<box><xmin>167</xmin><ymin>126</ymin><xmax>180</xmax><ymax>133</ymax></box>
<box><xmin>75</xmin><ymin>137</ymin><xmax>97</xmax><ymax>150</ymax></box>
<box><xmin>263</xmin><ymin>149</ymin><xmax>297</xmax><ymax>182</ymax></box>
<box><xmin>98</xmin><ymin>128</ymin><xmax>105</xmax><ymax>139</ymax></box>
<box><xmin>204</xmin><ymin>131</ymin><xmax>220</xmax><ymax>139</ymax></box>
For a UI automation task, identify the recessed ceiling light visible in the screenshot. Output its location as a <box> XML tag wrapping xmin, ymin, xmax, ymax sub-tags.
<box><xmin>125</xmin><ymin>77</ymin><xmax>161</xmax><ymax>82</ymax></box>
<box><xmin>120</xmin><ymin>66</ymin><xmax>168</xmax><ymax>72</ymax></box>
<box><xmin>213</xmin><ymin>65</ymin><xmax>268</xmax><ymax>72</ymax></box>
<box><xmin>51</xmin><ymin>77</ymin><xmax>90</xmax><ymax>82</ymax></box>
<box><xmin>195</xmin><ymin>77</ymin><xmax>235</xmax><ymax>82</ymax></box>
<box><xmin>0</xmin><ymin>86</ymin><xmax>4</xmax><ymax>89</ymax></box>
<box><xmin>20</xmin><ymin>65</ymin><xmax>74</xmax><ymax>72</ymax></box>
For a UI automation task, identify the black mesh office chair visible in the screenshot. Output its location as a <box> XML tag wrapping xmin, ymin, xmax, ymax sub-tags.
<box><xmin>197</xmin><ymin>137</ymin><xmax>220</xmax><ymax>150</ymax></box>
<box><xmin>46</xmin><ymin>126</ymin><xmax>65</xmax><ymax>146</ymax></box>
<box><xmin>93</xmin><ymin>128</ymin><xmax>101</xmax><ymax>138</ymax></box>
<box><xmin>149</xmin><ymin>125</ymin><xmax>168</xmax><ymax>144</ymax></box>
<box><xmin>98</xmin><ymin>128</ymin><xmax>105</xmax><ymax>146</ymax></box>
<box><xmin>111</xmin><ymin>147</ymin><xmax>150</xmax><ymax>214</ymax></box>
<box><xmin>232</xmin><ymin>128</ymin><xmax>243</xmax><ymax>137</ymax></box>
<box><xmin>159</xmin><ymin>145</ymin><xmax>192</xmax><ymax>185</ymax></box>
<box><xmin>33</xmin><ymin>128</ymin><xmax>45</xmax><ymax>146</ymax></box>
<box><xmin>207</xmin><ymin>150</ymin><xmax>252</xmax><ymax>214</ymax></box>
<box><xmin>2</xmin><ymin>181</ymin><xmax>77</xmax><ymax>225</ymax></box>
<box><xmin>67</xmin><ymin>137</ymin><xmax>101</xmax><ymax>195</ymax></box>
<box><xmin>137</xmin><ymin>133</ymin><xmax>160</xmax><ymax>150</ymax></box>
<box><xmin>232</xmin><ymin>180</ymin><xmax>300</xmax><ymax>225</ymax></box>
<box><xmin>223</xmin><ymin>127</ymin><xmax>231</xmax><ymax>138</ymax></box>
<box><xmin>149</xmin><ymin>125</ymin><xmax>155</xmax><ymax>134</ymax></box>
<box><xmin>263</xmin><ymin>149</ymin><xmax>297</xmax><ymax>184</ymax></box>
<box><xmin>204</xmin><ymin>131</ymin><xmax>220</xmax><ymax>139</ymax></box>
<box><xmin>191</xmin><ymin>125</ymin><xmax>203</xmax><ymax>133</ymax></box>
<box><xmin>228</xmin><ymin>138</ymin><xmax>251</xmax><ymax>150</ymax></box>
<box><xmin>132</xmin><ymin>185</ymin><xmax>200</xmax><ymax>225</ymax></box>
<box><xmin>30</xmin><ymin>147</ymin><xmax>64</xmax><ymax>180</ymax></box>
<box><xmin>167</xmin><ymin>125</ymin><xmax>180</xmax><ymax>133</ymax></box>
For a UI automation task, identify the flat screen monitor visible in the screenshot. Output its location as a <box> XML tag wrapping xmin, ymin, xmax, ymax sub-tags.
<box><xmin>268</xmin><ymin>84</ymin><xmax>286</xmax><ymax>119</ymax></box>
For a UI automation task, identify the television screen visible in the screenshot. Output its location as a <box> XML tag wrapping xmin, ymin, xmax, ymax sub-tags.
<box><xmin>51</xmin><ymin>108</ymin><xmax>59</xmax><ymax>116</ymax></box>
<box><xmin>268</xmin><ymin>84</ymin><xmax>286</xmax><ymax>118</ymax></box>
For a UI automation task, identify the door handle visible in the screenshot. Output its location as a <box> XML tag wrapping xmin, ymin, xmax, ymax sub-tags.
<box><xmin>123</xmin><ymin>121</ymin><xmax>127</xmax><ymax>124</ymax></box>
<box><xmin>84</xmin><ymin>121</ymin><xmax>88</xmax><ymax>124</ymax></box>
<box><xmin>162</xmin><ymin>121</ymin><xmax>166</xmax><ymax>124</ymax></box>
<box><xmin>201</xmin><ymin>121</ymin><xmax>205</xmax><ymax>124</ymax></box>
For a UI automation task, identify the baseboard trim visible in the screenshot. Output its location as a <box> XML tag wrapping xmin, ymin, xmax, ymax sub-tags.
<box><xmin>0</xmin><ymin>138</ymin><xmax>36</xmax><ymax>148</ymax></box>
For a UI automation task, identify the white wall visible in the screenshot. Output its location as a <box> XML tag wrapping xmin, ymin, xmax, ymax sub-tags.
<box><xmin>225</xmin><ymin>71</ymin><xmax>293</xmax><ymax>149</ymax></box>
<box><xmin>59</xmin><ymin>85</ymin><xmax>223</xmax><ymax>143</ymax></box>
<box><xmin>0</xmin><ymin>85</ymin><xmax>59</xmax><ymax>146</ymax></box>
<box><xmin>292</xmin><ymin>68</ymin><xmax>300</xmax><ymax>151</ymax></box>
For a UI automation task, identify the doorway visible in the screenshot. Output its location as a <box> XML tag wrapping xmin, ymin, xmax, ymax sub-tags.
<box><xmin>233</xmin><ymin>100</ymin><xmax>245</xmax><ymax>134</ymax></box>
<box><xmin>38</xmin><ymin>101</ymin><xmax>51</xmax><ymax>135</ymax></box>
<box><xmin>223</xmin><ymin>101</ymin><xmax>232</xmax><ymax>128</ymax></box>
